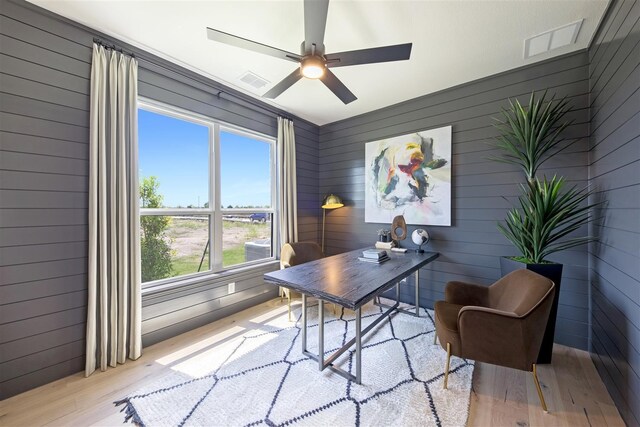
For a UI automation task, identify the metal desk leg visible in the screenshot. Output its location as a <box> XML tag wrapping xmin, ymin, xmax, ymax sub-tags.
<box><xmin>302</xmin><ymin>294</ymin><xmax>307</xmax><ymax>352</ymax></box>
<box><xmin>355</xmin><ymin>307</ymin><xmax>361</xmax><ymax>384</ymax></box>
<box><xmin>318</xmin><ymin>299</ymin><xmax>324</xmax><ymax>371</ymax></box>
<box><xmin>415</xmin><ymin>270</ymin><xmax>420</xmax><ymax>316</ymax></box>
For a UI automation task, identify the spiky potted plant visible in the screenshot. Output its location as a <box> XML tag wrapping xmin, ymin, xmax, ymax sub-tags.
<box><xmin>492</xmin><ymin>91</ymin><xmax>600</xmax><ymax>364</ymax></box>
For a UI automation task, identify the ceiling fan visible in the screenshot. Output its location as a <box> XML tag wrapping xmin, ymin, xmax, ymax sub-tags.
<box><xmin>206</xmin><ymin>0</ymin><xmax>412</xmax><ymax>104</ymax></box>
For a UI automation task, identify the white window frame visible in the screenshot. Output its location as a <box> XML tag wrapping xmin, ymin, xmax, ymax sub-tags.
<box><xmin>138</xmin><ymin>98</ymin><xmax>278</xmax><ymax>289</ymax></box>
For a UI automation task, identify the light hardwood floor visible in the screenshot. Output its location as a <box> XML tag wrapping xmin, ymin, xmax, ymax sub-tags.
<box><xmin>0</xmin><ymin>298</ymin><xmax>624</xmax><ymax>427</ymax></box>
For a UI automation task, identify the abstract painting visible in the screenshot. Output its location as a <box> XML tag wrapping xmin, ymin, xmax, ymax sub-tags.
<box><xmin>365</xmin><ymin>126</ymin><xmax>452</xmax><ymax>226</ymax></box>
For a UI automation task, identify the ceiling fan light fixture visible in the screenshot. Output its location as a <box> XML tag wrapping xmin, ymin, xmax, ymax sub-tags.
<box><xmin>300</xmin><ymin>56</ymin><xmax>325</xmax><ymax>79</ymax></box>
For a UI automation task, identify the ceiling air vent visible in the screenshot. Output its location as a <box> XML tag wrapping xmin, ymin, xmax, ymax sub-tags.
<box><xmin>239</xmin><ymin>71</ymin><xmax>270</xmax><ymax>90</ymax></box>
<box><xmin>524</xmin><ymin>19</ymin><xmax>583</xmax><ymax>59</ymax></box>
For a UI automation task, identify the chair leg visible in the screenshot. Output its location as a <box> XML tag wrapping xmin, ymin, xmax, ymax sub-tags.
<box><xmin>532</xmin><ymin>364</ymin><xmax>548</xmax><ymax>413</ymax></box>
<box><xmin>288</xmin><ymin>293</ymin><xmax>292</xmax><ymax>322</ymax></box>
<box><xmin>433</xmin><ymin>333</ymin><xmax>437</xmax><ymax>345</ymax></box>
<box><xmin>443</xmin><ymin>342</ymin><xmax>451</xmax><ymax>389</ymax></box>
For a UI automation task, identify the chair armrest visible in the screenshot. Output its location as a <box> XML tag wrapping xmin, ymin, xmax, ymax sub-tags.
<box><xmin>457</xmin><ymin>306</ymin><xmax>533</xmax><ymax>371</ymax></box>
<box><xmin>445</xmin><ymin>281</ymin><xmax>489</xmax><ymax>306</ymax></box>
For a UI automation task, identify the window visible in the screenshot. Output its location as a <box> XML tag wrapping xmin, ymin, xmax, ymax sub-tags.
<box><xmin>138</xmin><ymin>101</ymin><xmax>276</xmax><ymax>287</ymax></box>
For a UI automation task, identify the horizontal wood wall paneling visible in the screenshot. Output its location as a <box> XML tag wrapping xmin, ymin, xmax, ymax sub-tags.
<box><xmin>0</xmin><ymin>112</ymin><xmax>88</xmax><ymax>143</ymax></box>
<box><xmin>0</xmin><ymin>190</ymin><xmax>87</xmax><ymax>209</ymax></box>
<box><xmin>141</xmin><ymin>264</ymin><xmax>278</xmax><ymax>310</ymax></box>
<box><xmin>590</xmin><ymin>88</ymin><xmax>640</xmax><ymax>142</ymax></box>
<box><xmin>592</xmin><ymin>297</ymin><xmax>640</xmax><ymax>388</ymax></box>
<box><xmin>319</xmin><ymin>90</ymin><xmax>589</xmax><ymax>149</ymax></box>
<box><xmin>142</xmin><ymin>287</ymin><xmax>277</xmax><ymax>341</ymax></box>
<box><xmin>588</xmin><ymin>0</ymin><xmax>640</xmax><ymax>424</ymax></box>
<box><xmin>0</xmin><ymin>150</ymin><xmax>88</xmax><ymax>176</ymax></box>
<box><xmin>589</xmin><ymin>1</ymin><xmax>639</xmax><ymax>82</ymax></box>
<box><xmin>0</xmin><ymin>92</ymin><xmax>89</xmax><ymax>127</ymax></box>
<box><xmin>590</xmin><ymin>42</ymin><xmax>639</xmax><ymax>117</ymax></box>
<box><xmin>0</xmin><ymin>34</ymin><xmax>90</xmax><ymax>78</ymax></box>
<box><xmin>0</xmin><ymin>306</ymin><xmax>86</xmax><ymax>344</ymax></box>
<box><xmin>0</xmin><ymin>257</ymin><xmax>87</xmax><ymax>286</ymax></box>
<box><xmin>591</xmin><ymin>241</ymin><xmax>640</xmax><ymax>277</ymax></box>
<box><xmin>590</xmin><ymin>112</ymin><xmax>640</xmax><ymax>162</ymax></box>
<box><xmin>0</xmin><ymin>132</ymin><xmax>88</xmax><ymax>159</ymax></box>
<box><xmin>588</xmin><ymin>0</ymin><xmax>636</xmax><ymax>66</ymax></box>
<box><xmin>0</xmin><ymin>208</ymin><xmax>87</xmax><ymax>228</ymax></box>
<box><xmin>0</xmin><ymin>0</ymin><xmax>319</xmax><ymax>400</ymax></box>
<box><xmin>0</xmin><ymin>241</ymin><xmax>87</xmax><ymax>266</ymax></box>
<box><xmin>0</xmin><ymin>323</ymin><xmax>84</xmax><ymax>366</ymax></box>
<box><xmin>595</xmin><ymin>224</ymin><xmax>640</xmax><ymax>257</ymax></box>
<box><xmin>141</xmin><ymin>291</ymin><xmax>276</xmax><ymax>347</ymax></box>
<box><xmin>0</xmin><ymin>356</ymin><xmax>84</xmax><ymax>399</ymax></box>
<box><xmin>593</xmin><ymin>204</ymin><xmax>640</xmax><ymax>233</ymax></box>
<box><xmin>0</xmin><ymin>52</ymin><xmax>89</xmax><ymax>94</ymax></box>
<box><xmin>321</xmin><ymin>52</ymin><xmax>589</xmax><ymax>136</ymax></box>
<box><xmin>0</xmin><ymin>73</ymin><xmax>89</xmax><ymax>110</ymax></box>
<box><xmin>591</xmin><ymin>252</ymin><xmax>640</xmax><ymax>304</ymax></box>
<box><xmin>0</xmin><ymin>14</ymin><xmax>91</xmax><ymax>61</ymax></box>
<box><xmin>0</xmin><ymin>225</ymin><xmax>88</xmax><ymax>247</ymax></box>
<box><xmin>0</xmin><ymin>289</ymin><xmax>86</xmax><ymax>324</ymax></box>
<box><xmin>0</xmin><ymin>274</ymin><xmax>87</xmax><ymax>305</ymax></box>
<box><xmin>592</xmin><ymin>283</ymin><xmax>640</xmax><ymax>366</ymax></box>
<box><xmin>0</xmin><ymin>339</ymin><xmax>84</xmax><ymax>384</ymax></box>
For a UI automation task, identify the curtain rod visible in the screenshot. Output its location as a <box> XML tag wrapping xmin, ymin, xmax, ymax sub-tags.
<box><xmin>93</xmin><ymin>37</ymin><xmax>136</xmax><ymax>59</ymax></box>
<box><xmin>91</xmin><ymin>37</ymin><xmax>298</xmax><ymax>125</ymax></box>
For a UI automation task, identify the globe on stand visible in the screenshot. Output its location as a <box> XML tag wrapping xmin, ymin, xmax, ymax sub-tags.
<box><xmin>411</xmin><ymin>229</ymin><xmax>430</xmax><ymax>253</ymax></box>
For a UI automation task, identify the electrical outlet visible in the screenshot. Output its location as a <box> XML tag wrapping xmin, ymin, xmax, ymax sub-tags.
<box><xmin>228</xmin><ymin>282</ymin><xmax>235</xmax><ymax>294</ymax></box>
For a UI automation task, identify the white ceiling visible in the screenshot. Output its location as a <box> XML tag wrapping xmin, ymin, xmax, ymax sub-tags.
<box><xmin>29</xmin><ymin>0</ymin><xmax>608</xmax><ymax>126</ymax></box>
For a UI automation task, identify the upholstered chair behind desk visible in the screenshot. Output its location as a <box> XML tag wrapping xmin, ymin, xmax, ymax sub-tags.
<box><xmin>434</xmin><ymin>269</ymin><xmax>555</xmax><ymax>412</ymax></box>
<box><xmin>280</xmin><ymin>242</ymin><xmax>325</xmax><ymax>321</ymax></box>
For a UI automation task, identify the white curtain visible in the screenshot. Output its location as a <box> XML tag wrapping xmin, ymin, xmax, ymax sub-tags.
<box><xmin>86</xmin><ymin>44</ymin><xmax>141</xmax><ymax>376</ymax></box>
<box><xmin>277</xmin><ymin>117</ymin><xmax>298</xmax><ymax>245</ymax></box>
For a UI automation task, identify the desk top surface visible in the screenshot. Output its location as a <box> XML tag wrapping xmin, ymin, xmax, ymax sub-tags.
<box><xmin>264</xmin><ymin>248</ymin><xmax>439</xmax><ymax>310</ymax></box>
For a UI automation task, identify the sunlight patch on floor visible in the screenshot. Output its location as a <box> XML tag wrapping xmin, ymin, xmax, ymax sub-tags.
<box><xmin>156</xmin><ymin>325</ymin><xmax>246</xmax><ymax>366</ymax></box>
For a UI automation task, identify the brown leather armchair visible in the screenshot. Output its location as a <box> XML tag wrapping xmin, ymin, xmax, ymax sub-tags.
<box><xmin>280</xmin><ymin>242</ymin><xmax>324</xmax><ymax>321</ymax></box>
<box><xmin>434</xmin><ymin>269</ymin><xmax>555</xmax><ymax>412</ymax></box>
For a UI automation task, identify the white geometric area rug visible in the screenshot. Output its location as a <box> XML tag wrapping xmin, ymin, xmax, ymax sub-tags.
<box><xmin>115</xmin><ymin>300</ymin><xmax>474</xmax><ymax>427</ymax></box>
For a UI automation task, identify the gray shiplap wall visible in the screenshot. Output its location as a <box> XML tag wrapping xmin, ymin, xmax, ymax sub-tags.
<box><xmin>318</xmin><ymin>52</ymin><xmax>592</xmax><ymax>350</ymax></box>
<box><xmin>588</xmin><ymin>0</ymin><xmax>640</xmax><ymax>425</ymax></box>
<box><xmin>0</xmin><ymin>0</ymin><xmax>319</xmax><ymax>399</ymax></box>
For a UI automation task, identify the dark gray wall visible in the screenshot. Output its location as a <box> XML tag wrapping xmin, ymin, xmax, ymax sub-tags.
<box><xmin>0</xmin><ymin>0</ymin><xmax>319</xmax><ymax>399</ymax></box>
<box><xmin>318</xmin><ymin>51</ymin><xmax>592</xmax><ymax>350</ymax></box>
<box><xmin>588</xmin><ymin>0</ymin><xmax>640</xmax><ymax>425</ymax></box>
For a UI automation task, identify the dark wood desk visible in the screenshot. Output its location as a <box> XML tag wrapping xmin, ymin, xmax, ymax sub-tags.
<box><xmin>264</xmin><ymin>248</ymin><xmax>439</xmax><ymax>384</ymax></box>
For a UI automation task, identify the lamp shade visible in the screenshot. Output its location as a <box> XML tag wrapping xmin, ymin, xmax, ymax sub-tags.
<box><xmin>322</xmin><ymin>194</ymin><xmax>344</xmax><ymax>209</ymax></box>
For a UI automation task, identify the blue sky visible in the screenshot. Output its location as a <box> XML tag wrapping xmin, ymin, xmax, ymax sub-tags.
<box><xmin>138</xmin><ymin>109</ymin><xmax>271</xmax><ymax>208</ymax></box>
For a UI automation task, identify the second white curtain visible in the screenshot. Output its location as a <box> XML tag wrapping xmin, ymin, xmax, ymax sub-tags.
<box><xmin>277</xmin><ymin>117</ymin><xmax>298</xmax><ymax>245</ymax></box>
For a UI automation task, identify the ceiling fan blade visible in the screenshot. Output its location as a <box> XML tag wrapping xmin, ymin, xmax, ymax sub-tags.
<box><xmin>320</xmin><ymin>69</ymin><xmax>357</xmax><ymax>104</ymax></box>
<box><xmin>207</xmin><ymin>28</ymin><xmax>301</xmax><ymax>63</ymax></box>
<box><xmin>303</xmin><ymin>0</ymin><xmax>329</xmax><ymax>54</ymax></box>
<box><xmin>325</xmin><ymin>43</ymin><xmax>412</xmax><ymax>67</ymax></box>
<box><xmin>263</xmin><ymin>68</ymin><xmax>303</xmax><ymax>99</ymax></box>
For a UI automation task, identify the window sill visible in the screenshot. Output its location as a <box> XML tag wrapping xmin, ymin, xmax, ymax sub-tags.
<box><xmin>141</xmin><ymin>259</ymin><xmax>280</xmax><ymax>297</ymax></box>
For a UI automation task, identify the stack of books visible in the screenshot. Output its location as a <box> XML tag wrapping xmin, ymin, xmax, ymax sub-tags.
<box><xmin>358</xmin><ymin>248</ymin><xmax>390</xmax><ymax>264</ymax></box>
<box><xmin>374</xmin><ymin>241</ymin><xmax>396</xmax><ymax>250</ymax></box>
